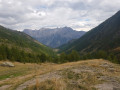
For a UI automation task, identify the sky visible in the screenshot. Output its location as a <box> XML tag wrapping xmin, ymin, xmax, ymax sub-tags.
<box><xmin>0</xmin><ymin>0</ymin><xmax>120</xmax><ymax>31</ymax></box>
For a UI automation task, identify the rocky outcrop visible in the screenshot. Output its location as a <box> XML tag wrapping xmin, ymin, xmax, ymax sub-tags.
<box><xmin>1</xmin><ymin>62</ymin><xmax>15</xmax><ymax>67</ymax></box>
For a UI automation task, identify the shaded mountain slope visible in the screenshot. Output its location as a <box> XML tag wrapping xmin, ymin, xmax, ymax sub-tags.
<box><xmin>59</xmin><ymin>11</ymin><xmax>120</xmax><ymax>54</ymax></box>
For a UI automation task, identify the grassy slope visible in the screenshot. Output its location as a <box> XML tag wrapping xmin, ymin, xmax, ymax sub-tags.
<box><xmin>0</xmin><ymin>25</ymin><xmax>55</xmax><ymax>56</ymax></box>
<box><xmin>0</xmin><ymin>59</ymin><xmax>120</xmax><ymax>90</ymax></box>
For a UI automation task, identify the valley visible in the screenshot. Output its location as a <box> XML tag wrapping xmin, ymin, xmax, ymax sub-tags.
<box><xmin>0</xmin><ymin>1</ymin><xmax>120</xmax><ymax>90</ymax></box>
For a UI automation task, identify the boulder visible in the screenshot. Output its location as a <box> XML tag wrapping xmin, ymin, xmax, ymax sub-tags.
<box><xmin>1</xmin><ymin>62</ymin><xmax>15</xmax><ymax>67</ymax></box>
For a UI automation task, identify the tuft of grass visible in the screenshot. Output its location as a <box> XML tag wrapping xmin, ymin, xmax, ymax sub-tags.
<box><xmin>25</xmin><ymin>78</ymin><xmax>66</xmax><ymax>90</ymax></box>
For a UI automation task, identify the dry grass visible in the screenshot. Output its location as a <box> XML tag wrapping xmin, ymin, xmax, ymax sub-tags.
<box><xmin>0</xmin><ymin>59</ymin><xmax>120</xmax><ymax>90</ymax></box>
<box><xmin>26</xmin><ymin>78</ymin><xmax>66</xmax><ymax>90</ymax></box>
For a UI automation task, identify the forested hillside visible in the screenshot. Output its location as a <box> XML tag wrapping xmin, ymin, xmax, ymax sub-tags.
<box><xmin>0</xmin><ymin>25</ymin><xmax>56</xmax><ymax>63</ymax></box>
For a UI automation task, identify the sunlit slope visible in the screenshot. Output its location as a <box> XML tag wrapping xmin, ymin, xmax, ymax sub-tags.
<box><xmin>0</xmin><ymin>25</ymin><xmax>55</xmax><ymax>56</ymax></box>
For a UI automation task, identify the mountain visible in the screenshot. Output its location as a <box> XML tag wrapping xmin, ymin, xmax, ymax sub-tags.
<box><xmin>23</xmin><ymin>27</ymin><xmax>86</xmax><ymax>48</ymax></box>
<box><xmin>59</xmin><ymin>11</ymin><xmax>120</xmax><ymax>55</ymax></box>
<box><xmin>0</xmin><ymin>25</ymin><xmax>55</xmax><ymax>62</ymax></box>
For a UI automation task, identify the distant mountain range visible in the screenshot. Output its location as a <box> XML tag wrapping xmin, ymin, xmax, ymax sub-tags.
<box><xmin>59</xmin><ymin>11</ymin><xmax>120</xmax><ymax>56</ymax></box>
<box><xmin>23</xmin><ymin>27</ymin><xmax>86</xmax><ymax>48</ymax></box>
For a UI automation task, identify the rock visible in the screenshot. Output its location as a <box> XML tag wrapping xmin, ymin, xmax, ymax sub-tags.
<box><xmin>1</xmin><ymin>62</ymin><xmax>15</xmax><ymax>67</ymax></box>
<box><xmin>108</xmin><ymin>68</ymin><xmax>115</xmax><ymax>72</ymax></box>
<box><xmin>100</xmin><ymin>63</ymin><xmax>113</xmax><ymax>68</ymax></box>
<box><xmin>94</xmin><ymin>82</ymin><xmax>120</xmax><ymax>90</ymax></box>
<box><xmin>94</xmin><ymin>83</ymin><xmax>114</xmax><ymax>90</ymax></box>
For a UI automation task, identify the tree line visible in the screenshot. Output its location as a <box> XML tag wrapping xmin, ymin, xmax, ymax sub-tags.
<box><xmin>54</xmin><ymin>50</ymin><xmax>120</xmax><ymax>64</ymax></box>
<box><xmin>0</xmin><ymin>44</ymin><xmax>51</xmax><ymax>63</ymax></box>
<box><xmin>0</xmin><ymin>44</ymin><xmax>119</xmax><ymax>64</ymax></box>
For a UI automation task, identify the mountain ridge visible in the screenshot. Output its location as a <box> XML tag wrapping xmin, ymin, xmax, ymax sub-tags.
<box><xmin>23</xmin><ymin>27</ymin><xmax>86</xmax><ymax>48</ymax></box>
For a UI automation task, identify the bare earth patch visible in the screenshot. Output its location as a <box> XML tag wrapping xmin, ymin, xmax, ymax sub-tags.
<box><xmin>16</xmin><ymin>71</ymin><xmax>61</xmax><ymax>90</ymax></box>
<box><xmin>95</xmin><ymin>83</ymin><xmax>120</xmax><ymax>90</ymax></box>
<box><xmin>0</xmin><ymin>85</ymin><xmax>11</xmax><ymax>90</ymax></box>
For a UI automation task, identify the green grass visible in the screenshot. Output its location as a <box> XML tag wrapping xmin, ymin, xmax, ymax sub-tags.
<box><xmin>0</xmin><ymin>71</ymin><xmax>25</xmax><ymax>80</ymax></box>
<box><xmin>0</xmin><ymin>62</ymin><xmax>35</xmax><ymax>81</ymax></box>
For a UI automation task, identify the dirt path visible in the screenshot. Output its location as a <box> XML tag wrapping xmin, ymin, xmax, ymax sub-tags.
<box><xmin>16</xmin><ymin>71</ymin><xmax>61</xmax><ymax>90</ymax></box>
<box><xmin>0</xmin><ymin>85</ymin><xmax>11</xmax><ymax>90</ymax></box>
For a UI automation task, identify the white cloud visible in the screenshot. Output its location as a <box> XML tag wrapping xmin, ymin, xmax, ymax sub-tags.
<box><xmin>0</xmin><ymin>0</ymin><xmax>120</xmax><ymax>31</ymax></box>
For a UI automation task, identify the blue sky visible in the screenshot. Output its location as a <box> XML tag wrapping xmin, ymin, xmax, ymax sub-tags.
<box><xmin>0</xmin><ymin>0</ymin><xmax>120</xmax><ymax>31</ymax></box>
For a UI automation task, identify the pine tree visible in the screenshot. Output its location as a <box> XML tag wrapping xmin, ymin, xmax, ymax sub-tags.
<box><xmin>69</xmin><ymin>50</ymin><xmax>80</xmax><ymax>61</ymax></box>
<box><xmin>40</xmin><ymin>53</ymin><xmax>47</xmax><ymax>62</ymax></box>
<box><xmin>60</xmin><ymin>52</ymin><xmax>67</xmax><ymax>63</ymax></box>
